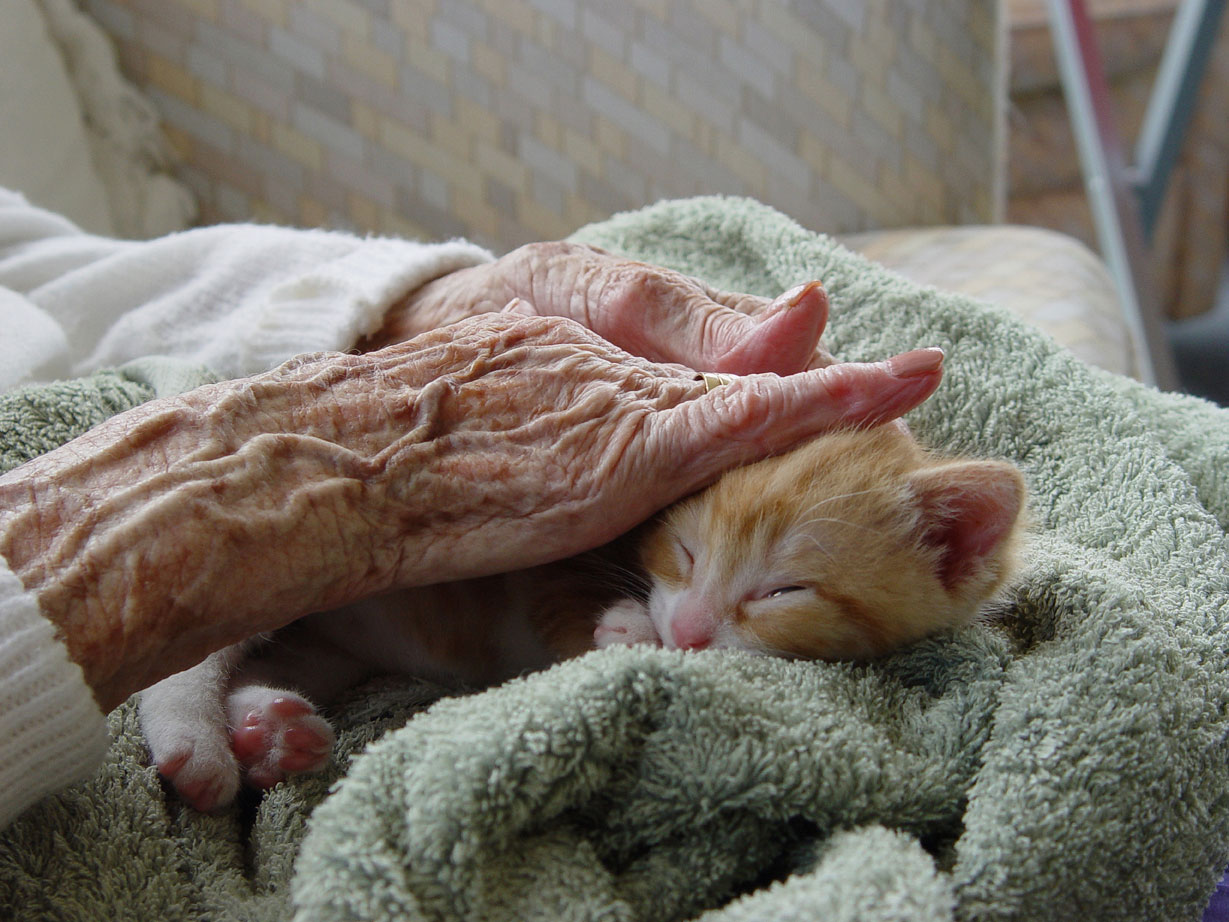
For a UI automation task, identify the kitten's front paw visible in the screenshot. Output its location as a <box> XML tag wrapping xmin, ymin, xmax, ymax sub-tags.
<box><xmin>150</xmin><ymin>728</ymin><xmax>242</xmax><ymax>813</ymax></box>
<box><xmin>227</xmin><ymin>688</ymin><xmax>335</xmax><ymax>789</ymax></box>
<box><xmin>594</xmin><ymin>599</ymin><xmax>662</xmax><ymax>648</ymax></box>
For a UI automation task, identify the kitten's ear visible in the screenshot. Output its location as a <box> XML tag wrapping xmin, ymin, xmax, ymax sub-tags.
<box><xmin>908</xmin><ymin>461</ymin><xmax>1025</xmax><ymax>593</ymax></box>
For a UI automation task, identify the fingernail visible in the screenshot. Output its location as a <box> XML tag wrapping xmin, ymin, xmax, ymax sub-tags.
<box><xmin>755</xmin><ymin>282</ymin><xmax>818</xmax><ymax>322</ymax></box>
<box><xmin>788</xmin><ymin>280</ymin><xmax>823</xmax><ymax>307</ymax></box>
<box><xmin>502</xmin><ymin>297</ymin><xmax>531</xmax><ymax>315</ymax></box>
<box><xmin>886</xmin><ymin>347</ymin><xmax>944</xmax><ymax>378</ymax></box>
<box><xmin>766</xmin><ymin>281</ymin><xmax>820</xmax><ymax>314</ymax></box>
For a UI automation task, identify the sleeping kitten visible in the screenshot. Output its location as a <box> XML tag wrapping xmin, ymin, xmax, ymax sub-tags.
<box><xmin>139</xmin><ymin>424</ymin><xmax>1025</xmax><ymax>811</ymax></box>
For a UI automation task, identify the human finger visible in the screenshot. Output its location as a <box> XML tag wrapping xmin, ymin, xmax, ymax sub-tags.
<box><xmin>591</xmin><ymin>270</ymin><xmax>828</xmax><ymax>375</ymax></box>
<box><xmin>504</xmin><ymin>278</ymin><xmax>826</xmax><ymax>376</ymax></box>
<box><xmin>497</xmin><ymin>243</ymin><xmax>827</xmax><ymax>374</ymax></box>
<box><xmin>644</xmin><ymin>347</ymin><xmax>945</xmax><ymax>495</ymax></box>
<box><xmin>701</xmin><ymin>281</ymin><xmax>829</xmax><ymax>374</ymax></box>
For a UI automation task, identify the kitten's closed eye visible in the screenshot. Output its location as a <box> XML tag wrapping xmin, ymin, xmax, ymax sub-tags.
<box><xmin>675</xmin><ymin>540</ymin><xmax>695</xmax><ymax>569</ymax></box>
<box><xmin>766</xmin><ymin>586</ymin><xmax>806</xmax><ymax>598</ymax></box>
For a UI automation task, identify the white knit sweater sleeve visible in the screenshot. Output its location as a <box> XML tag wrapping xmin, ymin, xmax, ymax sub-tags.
<box><xmin>0</xmin><ymin>567</ymin><xmax>110</xmax><ymax>829</ymax></box>
<box><xmin>0</xmin><ymin>187</ymin><xmax>494</xmax><ymax>827</ymax></box>
<box><xmin>0</xmin><ymin>188</ymin><xmax>494</xmax><ymax>385</ymax></box>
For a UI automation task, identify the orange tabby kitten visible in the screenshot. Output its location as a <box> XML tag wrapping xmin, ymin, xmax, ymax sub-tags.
<box><xmin>138</xmin><ymin>424</ymin><xmax>1025</xmax><ymax>810</ymax></box>
<box><xmin>619</xmin><ymin>424</ymin><xmax>1026</xmax><ymax>660</ymax></box>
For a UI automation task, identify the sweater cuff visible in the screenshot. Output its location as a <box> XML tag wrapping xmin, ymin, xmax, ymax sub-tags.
<box><xmin>0</xmin><ymin>565</ymin><xmax>109</xmax><ymax>829</ymax></box>
<box><xmin>245</xmin><ymin>237</ymin><xmax>494</xmax><ymax>372</ymax></box>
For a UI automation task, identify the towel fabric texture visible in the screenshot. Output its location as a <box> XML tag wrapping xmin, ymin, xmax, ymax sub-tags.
<box><xmin>2</xmin><ymin>197</ymin><xmax>1227</xmax><ymax>922</ymax></box>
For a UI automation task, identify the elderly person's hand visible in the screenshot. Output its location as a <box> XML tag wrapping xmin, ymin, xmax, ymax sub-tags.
<box><xmin>361</xmin><ymin>241</ymin><xmax>837</xmax><ymax>371</ymax></box>
<box><xmin>0</xmin><ymin>311</ymin><xmax>940</xmax><ymax>711</ymax></box>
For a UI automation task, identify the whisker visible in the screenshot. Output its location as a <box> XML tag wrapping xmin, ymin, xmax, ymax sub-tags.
<box><xmin>798</xmin><ymin>534</ymin><xmax>836</xmax><ymax>561</ymax></box>
<box><xmin>565</xmin><ymin>555</ymin><xmax>650</xmax><ymax>598</ymax></box>
<box><xmin>796</xmin><ymin>487</ymin><xmax>881</xmax><ymax>518</ymax></box>
<box><xmin>794</xmin><ymin>515</ymin><xmax>883</xmax><ymax>535</ymax></box>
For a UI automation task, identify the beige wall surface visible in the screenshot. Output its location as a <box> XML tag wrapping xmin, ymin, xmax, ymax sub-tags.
<box><xmin>87</xmin><ymin>0</ymin><xmax>1004</xmax><ymax>251</ymax></box>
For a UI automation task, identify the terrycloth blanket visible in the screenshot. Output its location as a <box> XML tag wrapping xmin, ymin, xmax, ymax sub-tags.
<box><xmin>3</xmin><ymin>197</ymin><xmax>1229</xmax><ymax>922</ymax></box>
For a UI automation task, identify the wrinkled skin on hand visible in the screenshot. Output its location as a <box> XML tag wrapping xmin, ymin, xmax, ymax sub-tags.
<box><xmin>0</xmin><ymin>315</ymin><xmax>941</xmax><ymax>710</ymax></box>
<box><xmin>362</xmin><ymin>241</ymin><xmax>837</xmax><ymax>372</ymax></box>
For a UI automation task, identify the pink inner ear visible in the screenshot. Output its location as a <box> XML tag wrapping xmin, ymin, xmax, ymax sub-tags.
<box><xmin>912</xmin><ymin>463</ymin><xmax>1023</xmax><ymax>591</ymax></box>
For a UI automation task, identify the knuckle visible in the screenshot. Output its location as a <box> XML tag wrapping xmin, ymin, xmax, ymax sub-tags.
<box><xmin>722</xmin><ymin>377</ymin><xmax>782</xmax><ymax>428</ymax></box>
<box><xmin>812</xmin><ymin>362</ymin><xmax>863</xmax><ymax>403</ymax></box>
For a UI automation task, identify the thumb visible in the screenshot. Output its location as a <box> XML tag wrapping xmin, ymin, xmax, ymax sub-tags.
<box><xmin>704</xmin><ymin>282</ymin><xmax>829</xmax><ymax>375</ymax></box>
<box><xmin>576</xmin><ymin>278</ymin><xmax>829</xmax><ymax>375</ymax></box>
<box><xmin>646</xmin><ymin>347</ymin><xmax>944</xmax><ymax>496</ymax></box>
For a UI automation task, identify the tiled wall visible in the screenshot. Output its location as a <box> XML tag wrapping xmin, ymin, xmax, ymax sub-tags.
<box><xmin>85</xmin><ymin>0</ymin><xmax>1005</xmax><ymax>253</ymax></box>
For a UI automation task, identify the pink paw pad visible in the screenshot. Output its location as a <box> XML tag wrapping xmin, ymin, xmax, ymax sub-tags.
<box><xmin>593</xmin><ymin>600</ymin><xmax>662</xmax><ymax>648</ymax></box>
<box><xmin>593</xmin><ymin>621</ymin><xmax>631</xmax><ymax>645</ymax></box>
<box><xmin>152</xmin><ymin>744</ymin><xmax>239</xmax><ymax>813</ymax></box>
<box><xmin>230</xmin><ymin>695</ymin><xmax>334</xmax><ymax>789</ymax></box>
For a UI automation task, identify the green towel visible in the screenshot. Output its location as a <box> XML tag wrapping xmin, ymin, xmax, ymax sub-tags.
<box><xmin>3</xmin><ymin>197</ymin><xmax>1228</xmax><ymax>922</ymax></box>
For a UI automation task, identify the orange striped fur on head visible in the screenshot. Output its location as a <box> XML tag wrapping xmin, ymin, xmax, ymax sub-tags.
<box><xmin>638</xmin><ymin>425</ymin><xmax>1026</xmax><ymax>660</ymax></box>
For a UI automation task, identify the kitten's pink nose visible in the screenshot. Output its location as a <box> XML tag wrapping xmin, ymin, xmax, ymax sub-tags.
<box><xmin>671</xmin><ymin>612</ymin><xmax>714</xmax><ymax>650</ymax></box>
